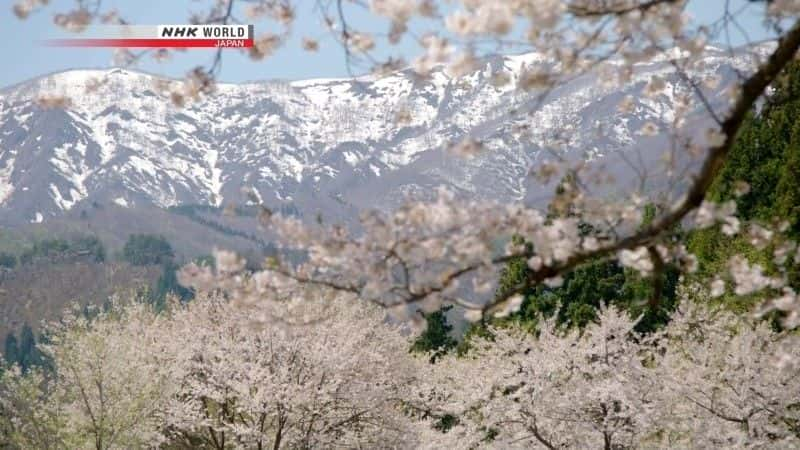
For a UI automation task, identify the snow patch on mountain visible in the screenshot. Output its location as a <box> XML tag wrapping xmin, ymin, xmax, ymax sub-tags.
<box><xmin>0</xmin><ymin>45</ymin><xmax>771</xmax><ymax>224</ymax></box>
<box><xmin>0</xmin><ymin>155</ymin><xmax>14</xmax><ymax>204</ymax></box>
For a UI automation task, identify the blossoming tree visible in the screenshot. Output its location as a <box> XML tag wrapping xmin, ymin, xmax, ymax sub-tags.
<box><xmin>0</xmin><ymin>295</ymin><xmax>420</xmax><ymax>449</ymax></box>
<box><xmin>411</xmin><ymin>295</ymin><xmax>800</xmax><ymax>448</ymax></box>
<box><xmin>0</xmin><ymin>302</ymin><xmax>176</xmax><ymax>449</ymax></box>
<box><xmin>158</xmin><ymin>295</ymin><xmax>417</xmax><ymax>449</ymax></box>
<box><xmin>5</xmin><ymin>288</ymin><xmax>799</xmax><ymax>448</ymax></box>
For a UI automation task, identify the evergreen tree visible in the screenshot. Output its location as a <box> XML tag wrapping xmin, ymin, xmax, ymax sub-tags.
<box><xmin>149</xmin><ymin>261</ymin><xmax>194</xmax><ymax>311</ymax></box>
<box><xmin>122</xmin><ymin>234</ymin><xmax>174</xmax><ymax>266</ymax></box>
<box><xmin>410</xmin><ymin>306</ymin><xmax>457</xmax><ymax>363</ymax></box>
<box><xmin>72</xmin><ymin>235</ymin><xmax>106</xmax><ymax>262</ymax></box>
<box><xmin>16</xmin><ymin>324</ymin><xmax>44</xmax><ymax>373</ymax></box>
<box><xmin>3</xmin><ymin>333</ymin><xmax>18</xmax><ymax>367</ymax></box>
<box><xmin>0</xmin><ymin>252</ymin><xmax>16</xmax><ymax>269</ymax></box>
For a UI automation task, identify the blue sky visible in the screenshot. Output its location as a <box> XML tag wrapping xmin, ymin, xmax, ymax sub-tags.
<box><xmin>0</xmin><ymin>0</ymin><xmax>773</xmax><ymax>88</ymax></box>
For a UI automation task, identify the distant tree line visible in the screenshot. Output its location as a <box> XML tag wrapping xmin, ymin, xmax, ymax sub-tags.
<box><xmin>122</xmin><ymin>234</ymin><xmax>174</xmax><ymax>266</ymax></box>
<box><xmin>15</xmin><ymin>235</ymin><xmax>105</xmax><ymax>265</ymax></box>
<box><xmin>0</xmin><ymin>235</ymin><xmax>106</xmax><ymax>268</ymax></box>
<box><xmin>0</xmin><ymin>234</ymin><xmax>194</xmax><ymax>361</ymax></box>
<box><xmin>167</xmin><ymin>203</ymin><xmax>285</xmax><ymax>253</ymax></box>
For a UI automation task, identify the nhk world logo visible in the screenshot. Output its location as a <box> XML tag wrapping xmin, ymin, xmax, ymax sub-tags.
<box><xmin>45</xmin><ymin>24</ymin><xmax>254</xmax><ymax>48</ymax></box>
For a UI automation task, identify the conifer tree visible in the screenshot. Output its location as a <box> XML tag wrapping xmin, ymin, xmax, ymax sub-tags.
<box><xmin>2</xmin><ymin>334</ymin><xmax>18</xmax><ymax>368</ymax></box>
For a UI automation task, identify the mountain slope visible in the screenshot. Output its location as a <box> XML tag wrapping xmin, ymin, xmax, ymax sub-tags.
<box><xmin>0</xmin><ymin>45</ymin><xmax>769</xmax><ymax>225</ymax></box>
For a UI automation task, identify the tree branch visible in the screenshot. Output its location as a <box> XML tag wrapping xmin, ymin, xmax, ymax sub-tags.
<box><xmin>568</xmin><ymin>0</ymin><xmax>682</xmax><ymax>18</ymax></box>
<box><xmin>484</xmin><ymin>18</ymin><xmax>800</xmax><ymax>315</ymax></box>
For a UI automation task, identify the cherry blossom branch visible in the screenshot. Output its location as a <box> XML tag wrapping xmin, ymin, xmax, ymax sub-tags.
<box><xmin>568</xmin><ymin>0</ymin><xmax>684</xmax><ymax>18</ymax></box>
<box><xmin>249</xmin><ymin>17</ymin><xmax>800</xmax><ymax>321</ymax></box>
<box><xmin>484</xmin><ymin>18</ymin><xmax>800</xmax><ymax>315</ymax></box>
<box><xmin>207</xmin><ymin>0</ymin><xmax>237</xmax><ymax>76</ymax></box>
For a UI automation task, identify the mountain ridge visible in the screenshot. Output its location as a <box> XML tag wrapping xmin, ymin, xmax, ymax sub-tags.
<box><xmin>0</xmin><ymin>45</ymin><xmax>769</xmax><ymax>226</ymax></box>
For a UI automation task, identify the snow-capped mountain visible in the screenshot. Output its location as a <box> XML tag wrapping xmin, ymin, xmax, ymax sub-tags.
<box><xmin>0</xmin><ymin>45</ymin><xmax>768</xmax><ymax>225</ymax></box>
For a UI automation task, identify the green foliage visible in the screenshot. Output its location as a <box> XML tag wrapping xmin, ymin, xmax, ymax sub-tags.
<box><xmin>433</xmin><ymin>414</ymin><xmax>458</xmax><ymax>432</ymax></box>
<box><xmin>17</xmin><ymin>326</ymin><xmax>39</xmax><ymax>373</ymax></box>
<box><xmin>486</xmin><ymin>220</ymin><xmax>679</xmax><ymax>338</ymax></box>
<box><xmin>687</xmin><ymin>226</ymin><xmax>778</xmax><ymax>312</ymax></box>
<box><xmin>2</xmin><ymin>325</ymin><xmax>46</xmax><ymax>373</ymax></box>
<box><xmin>71</xmin><ymin>235</ymin><xmax>105</xmax><ymax>262</ymax></box>
<box><xmin>122</xmin><ymin>234</ymin><xmax>174</xmax><ymax>266</ymax></box>
<box><xmin>456</xmin><ymin>319</ymin><xmax>495</xmax><ymax>356</ymax></box>
<box><xmin>410</xmin><ymin>306</ymin><xmax>457</xmax><ymax>363</ymax></box>
<box><xmin>707</xmin><ymin>61</ymin><xmax>800</xmax><ymax>236</ymax></box>
<box><xmin>620</xmin><ymin>264</ymin><xmax>681</xmax><ymax>333</ymax></box>
<box><xmin>0</xmin><ymin>252</ymin><xmax>16</xmax><ymax>269</ymax></box>
<box><xmin>3</xmin><ymin>334</ymin><xmax>18</xmax><ymax>369</ymax></box>
<box><xmin>193</xmin><ymin>254</ymin><xmax>215</xmax><ymax>268</ymax></box>
<box><xmin>469</xmin><ymin>169</ymin><xmax>682</xmax><ymax>338</ymax></box>
<box><xmin>148</xmin><ymin>261</ymin><xmax>193</xmax><ymax>311</ymax></box>
<box><xmin>454</xmin><ymin>208</ymin><xmax>681</xmax><ymax>355</ymax></box>
<box><xmin>501</xmin><ymin>258</ymin><xmax>678</xmax><ymax>333</ymax></box>
<box><xmin>687</xmin><ymin>60</ymin><xmax>800</xmax><ymax>313</ymax></box>
<box><xmin>536</xmin><ymin>260</ymin><xmax>626</xmax><ymax>329</ymax></box>
<box><xmin>16</xmin><ymin>235</ymin><xmax>105</xmax><ymax>265</ymax></box>
<box><xmin>19</xmin><ymin>238</ymin><xmax>69</xmax><ymax>264</ymax></box>
<box><xmin>494</xmin><ymin>236</ymin><xmax>531</xmax><ymax>302</ymax></box>
<box><xmin>732</xmin><ymin>63</ymin><xmax>799</xmax><ymax>230</ymax></box>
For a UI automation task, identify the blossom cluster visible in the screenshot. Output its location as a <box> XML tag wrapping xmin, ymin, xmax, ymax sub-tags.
<box><xmin>0</xmin><ymin>295</ymin><xmax>418</xmax><ymax>448</ymax></box>
<box><xmin>415</xmin><ymin>299</ymin><xmax>800</xmax><ymax>448</ymax></box>
<box><xmin>3</xmin><ymin>290</ymin><xmax>799</xmax><ymax>448</ymax></box>
<box><xmin>180</xmin><ymin>188</ymin><xmax>665</xmax><ymax>322</ymax></box>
